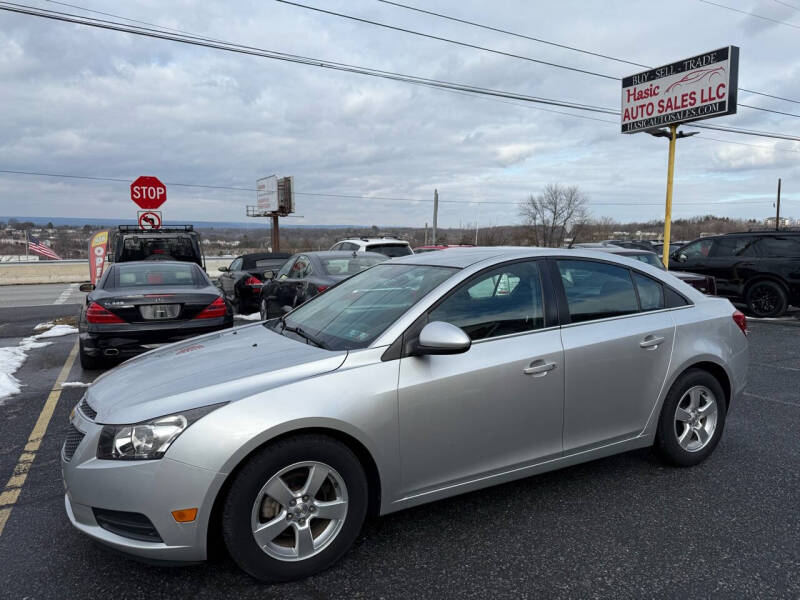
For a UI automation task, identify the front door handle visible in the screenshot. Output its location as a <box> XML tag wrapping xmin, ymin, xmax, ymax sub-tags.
<box><xmin>523</xmin><ymin>360</ymin><xmax>557</xmax><ymax>377</ymax></box>
<box><xmin>639</xmin><ymin>335</ymin><xmax>665</xmax><ymax>349</ymax></box>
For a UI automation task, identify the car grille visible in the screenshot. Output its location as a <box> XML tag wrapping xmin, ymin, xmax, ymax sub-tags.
<box><xmin>79</xmin><ymin>397</ymin><xmax>97</xmax><ymax>420</ymax></box>
<box><xmin>63</xmin><ymin>425</ymin><xmax>85</xmax><ymax>462</ymax></box>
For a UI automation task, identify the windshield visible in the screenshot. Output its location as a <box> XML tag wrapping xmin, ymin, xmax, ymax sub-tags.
<box><xmin>630</xmin><ymin>253</ymin><xmax>665</xmax><ymax>269</ymax></box>
<box><xmin>321</xmin><ymin>254</ymin><xmax>386</xmax><ymax>276</ymax></box>
<box><xmin>112</xmin><ymin>263</ymin><xmax>204</xmax><ymax>288</ymax></box>
<box><xmin>274</xmin><ymin>263</ymin><xmax>457</xmax><ymax>350</ymax></box>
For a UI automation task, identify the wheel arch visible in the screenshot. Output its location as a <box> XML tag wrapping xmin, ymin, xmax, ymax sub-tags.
<box><xmin>743</xmin><ymin>274</ymin><xmax>789</xmax><ymax>296</ymax></box>
<box><xmin>682</xmin><ymin>360</ymin><xmax>732</xmax><ymax>409</ymax></box>
<box><xmin>206</xmin><ymin>426</ymin><xmax>383</xmax><ymax>557</ymax></box>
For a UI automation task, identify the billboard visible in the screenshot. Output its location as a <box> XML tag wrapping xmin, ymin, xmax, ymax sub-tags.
<box><xmin>278</xmin><ymin>176</ymin><xmax>295</xmax><ymax>214</ymax></box>
<box><xmin>256</xmin><ymin>175</ymin><xmax>278</xmax><ymax>212</ymax></box>
<box><xmin>621</xmin><ymin>46</ymin><xmax>739</xmax><ymax>133</ymax></box>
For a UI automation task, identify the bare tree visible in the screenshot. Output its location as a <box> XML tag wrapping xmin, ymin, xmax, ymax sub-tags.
<box><xmin>519</xmin><ymin>184</ymin><xmax>590</xmax><ymax>247</ymax></box>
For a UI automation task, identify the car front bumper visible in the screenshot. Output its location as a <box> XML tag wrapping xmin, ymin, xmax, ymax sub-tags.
<box><xmin>62</xmin><ymin>405</ymin><xmax>226</xmax><ymax>562</ymax></box>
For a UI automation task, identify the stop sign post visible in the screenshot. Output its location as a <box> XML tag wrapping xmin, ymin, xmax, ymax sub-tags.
<box><xmin>131</xmin><ymin>176</ymin><xmax>167</xmax><ymax>210</ymax></box>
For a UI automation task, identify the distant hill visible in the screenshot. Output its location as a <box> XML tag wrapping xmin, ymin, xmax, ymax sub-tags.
<box><xmin>1</xmin><ymin>216</ymin><xmax>364</xmax><ymax>229</ymax></box>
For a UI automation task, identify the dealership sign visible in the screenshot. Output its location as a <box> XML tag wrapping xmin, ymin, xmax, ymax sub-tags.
<box><xmin>621</xmin><ymin>46</ymin><xmax>739</xmax><ymax>133</ymax></box>
<box><xmin>88</xmin><ymin>230</ymin><xmax>109</xmax><ymax>285</ymax></box>
<box><xmin>256</xmin><ymin>175</ymin><xmax>279</xmax><ymax>212</ymax></box>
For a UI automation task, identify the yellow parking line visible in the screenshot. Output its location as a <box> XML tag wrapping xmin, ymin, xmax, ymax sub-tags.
<box><xmin>0</xmin><ymin>340</ymin><xmax>79</xmax><ymax>537</ymax></box>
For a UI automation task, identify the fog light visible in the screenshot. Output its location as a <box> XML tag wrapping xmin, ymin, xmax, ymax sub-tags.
<box><xmin>171</xmin><ymin>508</ymin><xmax>198</xmax><ymax>523</ymax></box>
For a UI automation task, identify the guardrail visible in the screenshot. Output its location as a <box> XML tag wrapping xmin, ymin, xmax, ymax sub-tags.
<box><xmin>0</xmin><ymin>257</ymin><xmax>235</xmax><ymax>285</ymax></box>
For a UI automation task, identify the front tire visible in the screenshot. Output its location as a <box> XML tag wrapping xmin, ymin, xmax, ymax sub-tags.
<box><xmin>655</xmin><ymin>369</ymin><xmax>727</xmax><ymax>467</ymax></box>
<box><xmin>222</xmin><ymin>435</ymin><xmax>368</xmax><ymax>582</ymax></box>
<box><xmin>746</xmin><ymin>280</ymin><xmax>788</xmax><ymax>318</ymax></box>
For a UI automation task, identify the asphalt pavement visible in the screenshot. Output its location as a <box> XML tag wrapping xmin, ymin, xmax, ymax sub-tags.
<box><xmin>0</xmin><ymin>304</ymin><xmax>798</xmax><ymax>599</ymax></box>
<box><xmin>0</xmin><ymin>283</ymin><xmax>86</xmax><ymax>308</ymax></box>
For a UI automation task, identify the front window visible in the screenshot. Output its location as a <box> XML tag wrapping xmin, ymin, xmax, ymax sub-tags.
<box><xmin>112</xmin><ymin>263</ymin><xmax>203</xmax><ymax>287</ymax></box>
<box><xmin>366</xmin><ymin>243</ymin><xmax>412</xmax><ymax>257</ymax></box>
<box><xmin>321</xmin><ymin>254</ymin><xmax>386</xmax><ymax>276</ymax></box>
<box><xmin>629</xmin><ymin>253</ymin><xmax>665</xmax><ymax>269</ymax></box>
<box><xmin>273</xmin><ymin>264</ymin><xmax>457</xmax><ymax>350</ymax></box>
<box><xmin>679</xmin><ymin>239</ymin><xmax>714</xmax><ymax>259</ymax></box>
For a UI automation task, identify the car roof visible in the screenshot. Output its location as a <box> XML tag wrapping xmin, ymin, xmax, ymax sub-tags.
<box><xmin>596</xmin><ymin>247</ymin><xmax>658</xmax><ymax>256</ymax></box>
<box><xmin>340</xmin><ymin>238</ymin><xmax>409</xmax><ymax>244</ymax></box>
<box><xmin>112</xmin><ymin>260</ymin><xmax>201</xmax><ymax>268</ymax></box>
<box><xmin>239</xmin><ymin>252</ymin><xmax>292</xmax><ymax>259</ymax></box>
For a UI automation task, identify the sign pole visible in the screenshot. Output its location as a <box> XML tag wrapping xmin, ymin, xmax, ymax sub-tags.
<box><xmin>662</xmin><ymin>123</ymin><xmax>678</xmax><ymax>269</ymax></box>
<box><xmin>271</xmin><ymin>213</ymin><xmax>280</xmax><ymax>252</ymax></box>
<box><xmin>776</xmin><ymin>178</ymin><xmax>782</xmax><ymax>231</ymax></box>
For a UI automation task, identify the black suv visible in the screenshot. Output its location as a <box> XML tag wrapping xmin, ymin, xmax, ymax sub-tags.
<box><xmin>671</xmin><ymin>231</ymin><xmax>800</xmax><ymax>317</ymax></box>
<box><xmin>109</xmin><ymin>225</ymin><xmax>205</xmax><ymax>269</ymax></box>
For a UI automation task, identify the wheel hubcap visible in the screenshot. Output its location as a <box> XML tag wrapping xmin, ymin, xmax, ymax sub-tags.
<box><xmin>250</xmin><ymin>461</ymin><xmax>348</xmax><ymax>561</ymax></box>
<box><xmin>674</xmin><ymin>385</ymin><xmax>718</xmax><ymax>452</ymax></box>
<box><xmin>752</xmin><ymin>286</ymin><xmax>778</xmax><ymax>314</ymax></box>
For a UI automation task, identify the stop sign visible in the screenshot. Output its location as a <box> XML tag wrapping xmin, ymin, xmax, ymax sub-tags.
<box><xmin>130</xmin><ymin>176</ymin><xmax>167</xmax><ymax>210</ymax></box>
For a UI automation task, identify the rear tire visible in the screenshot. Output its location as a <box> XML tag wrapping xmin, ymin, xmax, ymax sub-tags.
<box><xmin>222</xmin><ymin>435</ymin><xmax>368</xmax><ymax>582</ymax></box>
<box><xmin>746</xmin><ymin>280</ymin><xmax>788</xmax><ymax>318</ymax></box>
<box><xmin>78</xmin><ymin>341</ymin><xmax>105</xmax><ymax>370</ymax></box>
<box><xmin>655</xmin><ymin>369</ymin><xmax>726</xmax><ymax>467</ymax></box>
<box><xmin>260</xmin><ymin>297</ymin><xmax>269</xmax><ymax>320</ymax></box>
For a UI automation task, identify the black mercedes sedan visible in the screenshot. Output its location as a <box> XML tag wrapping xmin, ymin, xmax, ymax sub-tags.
<box><xmin>258</xmin><ymin>251</ymin><xmax>386</xmax><ymax>319</ymax></box>
<box><xmin>78</xmin><ymin>261</ymin><xmax>233</xmax><ymax>369</ymax></box>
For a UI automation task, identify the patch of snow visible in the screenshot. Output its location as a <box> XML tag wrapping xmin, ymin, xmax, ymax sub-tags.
<box><xmin>60</xmin><ymin>381</ymin><xmax>90</xmax><ymax>388</ymax></box>
<box><xmin>34</xmin><ymin>321</ymin><xmax>54</xmax><ymax>331</ymax></box>
<box><xmin>235</xmin><ymin>312</ymin><xmax>263</xmax><ymax>321</ymax></box>
<box><xmin>34</xmin><ymin>324</ymin><xmax>78</xmax><ymax>338</ymax></box>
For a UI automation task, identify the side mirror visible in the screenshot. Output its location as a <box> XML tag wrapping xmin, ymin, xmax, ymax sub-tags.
<box><xmin>79</xmin><ymin>282</ymin><xmax>95</xmax><ymax>292</ymax></box>
<box><xmin>218</xmin><ymin>266</ymin><xmax>229</xmax><ymax>272</ymax></box>
<box><xmin>413</xmin><ymin>321</ymin><xmax>471</xmax><ymax>356</ymax></box>
<box><xmin>263</xmin><ymin>270</ymin><xmax>275</xmax><ymax>280</ymax></box>
<box><xmin>673</xmin><ymin>252</ymin><xmax>687</xmax><ymax>263</ymax></box>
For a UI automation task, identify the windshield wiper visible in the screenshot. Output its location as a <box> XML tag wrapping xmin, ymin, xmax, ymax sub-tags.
<box><xmin>277</xmin><ymin>315</ymin><xmax>328</xmax><ymax>349</ymax></box>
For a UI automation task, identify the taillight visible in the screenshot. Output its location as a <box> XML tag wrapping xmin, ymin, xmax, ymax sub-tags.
<box><xmin>316</xmin><ymin>284</ymin><xmax>328</xmax><ymax>293</ymax></box>
<box><xmin>244</xmin><ymin>276</ymin><xmax>262</xmax><ymax>287</ymax></box>
<box><xmin>86</xmin><ymin>302</ymin><xmax>125</xmax><ymax>324</ymax></box>
<box><xmin>732</xmin><ymin>310</ymin><xmax>748</xmax><ymax>336</ymax></box>
<box><xmin>195</xmin><ymin>297</ymin><xmax>227</xmax><ymax>319</ymax></box>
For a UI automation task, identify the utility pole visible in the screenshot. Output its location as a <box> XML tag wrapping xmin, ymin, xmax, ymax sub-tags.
<box><xmin>424</xmin><ymin>222</ymin><xmax>428</xmax><ymax>245</ymax></box>
<box><xmin>776</xmin><ymin>178</ymin><xmax>782</xmax><ymax>231</ymax></box>
<box><xmin>432</xmin><ymin>189</ymin><xmax>438</xmax><ymax>245</ymax></box>
<box><xmin>271</xmin><ymin>214</ymin><xmax>280</xmax><ymax>252</ymax></box>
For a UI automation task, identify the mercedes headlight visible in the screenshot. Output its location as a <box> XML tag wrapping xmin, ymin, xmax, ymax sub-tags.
<box><xmin>97</xmin><ymin>403</ymin><xmax>226</xmax><ymax>460</ymax></box>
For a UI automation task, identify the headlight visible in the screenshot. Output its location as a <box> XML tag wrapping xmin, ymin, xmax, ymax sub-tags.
<box><xmin>97</xmin><ymin>404</ymin><xmax>226</xmax><ymax>460</ymax></box>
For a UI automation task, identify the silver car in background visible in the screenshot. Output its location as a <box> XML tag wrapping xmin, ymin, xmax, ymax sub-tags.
<box><xmin>62</xmin><ymin>247</ymin><xmax>748</xmax><ymax>581</ymax></box>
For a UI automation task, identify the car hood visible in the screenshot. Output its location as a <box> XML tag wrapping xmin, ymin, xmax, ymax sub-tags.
<box><xmin>86</xmin><ymin>323</ymin><xmax>347</xmax><ymax>424</ymax></box>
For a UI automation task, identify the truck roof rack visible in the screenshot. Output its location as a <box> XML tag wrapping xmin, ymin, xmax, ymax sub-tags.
<box><xmin>116</xmin><ymin>225</ymin><xmax>195</xmax><ymax>233</ymax></box>
<box><xmin>745</xmin><ymin>227</ymin><xmax>800</xmax><ymax>233</ymax></box>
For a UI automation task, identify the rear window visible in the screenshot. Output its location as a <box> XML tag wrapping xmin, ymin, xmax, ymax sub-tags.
<box><xmin>321</xmin><ymin>255</ymin><xmax>385</xmax><ymax>276</ymax></box>
<box><xmin>118</xmin><ymin>236</ymin><xmax>199</xmax><ymax>263</ymax></box>
<box><xmin>366</xmin><ymin>243</ymin><xmax>412</xmax><ymax>257</ymax></box>
<box><xmin>112</xmin><ymin>263</ymin><xmax>202</xmax><ymax>288</ymax></box>
<box><xmin>756</xmin><ymin>236</ymin><xmax>800</xmax><ymax>258</ymax></box>
<box><xmin>557</xmin><ymin>260</ymin><xmax>638</xmax><ymax>323</ymax></box>
<box><xmin>252</xmin><ymin>258</ymin><xmax>290</xmax><ymax>269</ymax></box>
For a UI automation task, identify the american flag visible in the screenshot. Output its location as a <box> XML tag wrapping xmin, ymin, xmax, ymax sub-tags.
<box><xmin>28</xmin><ymin>235</ymin><xmax>62</xmax><ymax>260</ymax></box>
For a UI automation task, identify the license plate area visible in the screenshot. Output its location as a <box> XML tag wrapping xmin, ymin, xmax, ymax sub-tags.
<box><xmin>139</xmin><ymin>304</ymin><xmax>181</xmax><ymax>320</ymax></box>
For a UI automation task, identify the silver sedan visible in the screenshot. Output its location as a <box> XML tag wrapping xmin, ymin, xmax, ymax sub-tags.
<box><xmin>62</xmin><ymin>247</ymin><xmax>748</xmax><ymax>581</ymax></box>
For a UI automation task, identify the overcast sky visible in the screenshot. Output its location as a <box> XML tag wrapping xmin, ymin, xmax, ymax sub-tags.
<box><xmin>0</xmin><ymin>0</ymin><xmax>798</xmax><ymax>228</ymax></box>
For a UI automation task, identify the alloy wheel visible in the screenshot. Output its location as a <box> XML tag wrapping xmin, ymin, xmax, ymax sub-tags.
<box><xmin>674</xmin><ymin>385</ymin><xmax>718</xmax><ymax>452</ymax></box>
<box><xmin>250</xmin><ymin>461</ymin><xmax>348</xmax><ymax>562</ymax></box>
<box><xmin>750</xmin><ymin>284</ymin><xmax>778</xmax><ymax>316</ymax></box>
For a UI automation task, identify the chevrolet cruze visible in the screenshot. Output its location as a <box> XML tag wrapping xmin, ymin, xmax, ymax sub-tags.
<box><xmin>62</xmin><ymin>248</ymin><xmax>748</xmax><ymax>581</ymax></box>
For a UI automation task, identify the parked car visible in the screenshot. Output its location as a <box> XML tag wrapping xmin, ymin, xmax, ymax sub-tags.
<box><xmin>601</xmin><ymin>239</ymin><xmax>657</xmax><ymax>251</ymax></box>
<box><xmin>414</xmin><ymin>244</ymin><xmax>475</xmax><ymax>253</ymax></box>
<box><xmin>258</xmin><ymin>251</ymin><xmax>386</xmax><ymax>319</ymax></box>
<box><xmin>64</xmin><ymin>247</ymin><xmax>747</xmax><ymax>581</ymax></box>
<box><xmin>597</xmin><ymin>247</ymin><xmax>717</xmax><ymax>295</ymax></box>
<box><xmin>671</xmin><ymin>231</ymin><xmax>800</xmax><ymax>317</ymax></box>
<box><xmin>330</xmin><ymin>237</ymin><xmax>413</xmax><ymax>257</ymax></box>
<box><xmin>109</xmin><ymin>225</ymin><xmax>205</xmax><ymax>268</ymax></box>
<box><xmin>77</xmin><ymin>261</ymin><xmax>233</xmax><ymax>369</ymax></box>
<box><xmin>218</xmin><ymin>253</ymin><xmax>292</xmax><ymax>313</ymax></box>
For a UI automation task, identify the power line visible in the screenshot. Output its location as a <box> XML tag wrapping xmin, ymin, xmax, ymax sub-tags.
<box><xmin>376</xmin><ymin>0</ymin><xmax>800</xmax><ymax>107</ymax></box>
<box><xmin>698</xmin><ymin>0</ymin><xmax>800</xmax><ymax>29</ymax></box>
<box><xmin>1</xmin><ymin>2</ymin><xmax>799</xmax><ymax>143</ymax></box>
<box><xmin>0</xmin><ymin>168</ymin><xmax>793</xmax><ymax>207</ymax></box>
<box><xmin>274</xmin><ymin>0</ymin><xmax>619</xmax><ymax>81</ymax></box>
<box><xmin>278</xmin><ymin>0</ymin><xmax>800</xmax><ymax>120</ymax></box>
<box><xmin>772</xmin><ymin>0</ymin><xmax>800</xmax><ymax>11</ymax></box>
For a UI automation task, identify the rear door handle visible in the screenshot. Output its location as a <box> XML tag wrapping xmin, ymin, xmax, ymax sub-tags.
<box><xmin>523</xmin><ymin>360</ymin><xmax>557</xmax><ymax>377</ymax></box>
<box><xmin>639</xmin><ymin>335</ymin><xmax>665</xmax><ymax>349</ymax></box>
